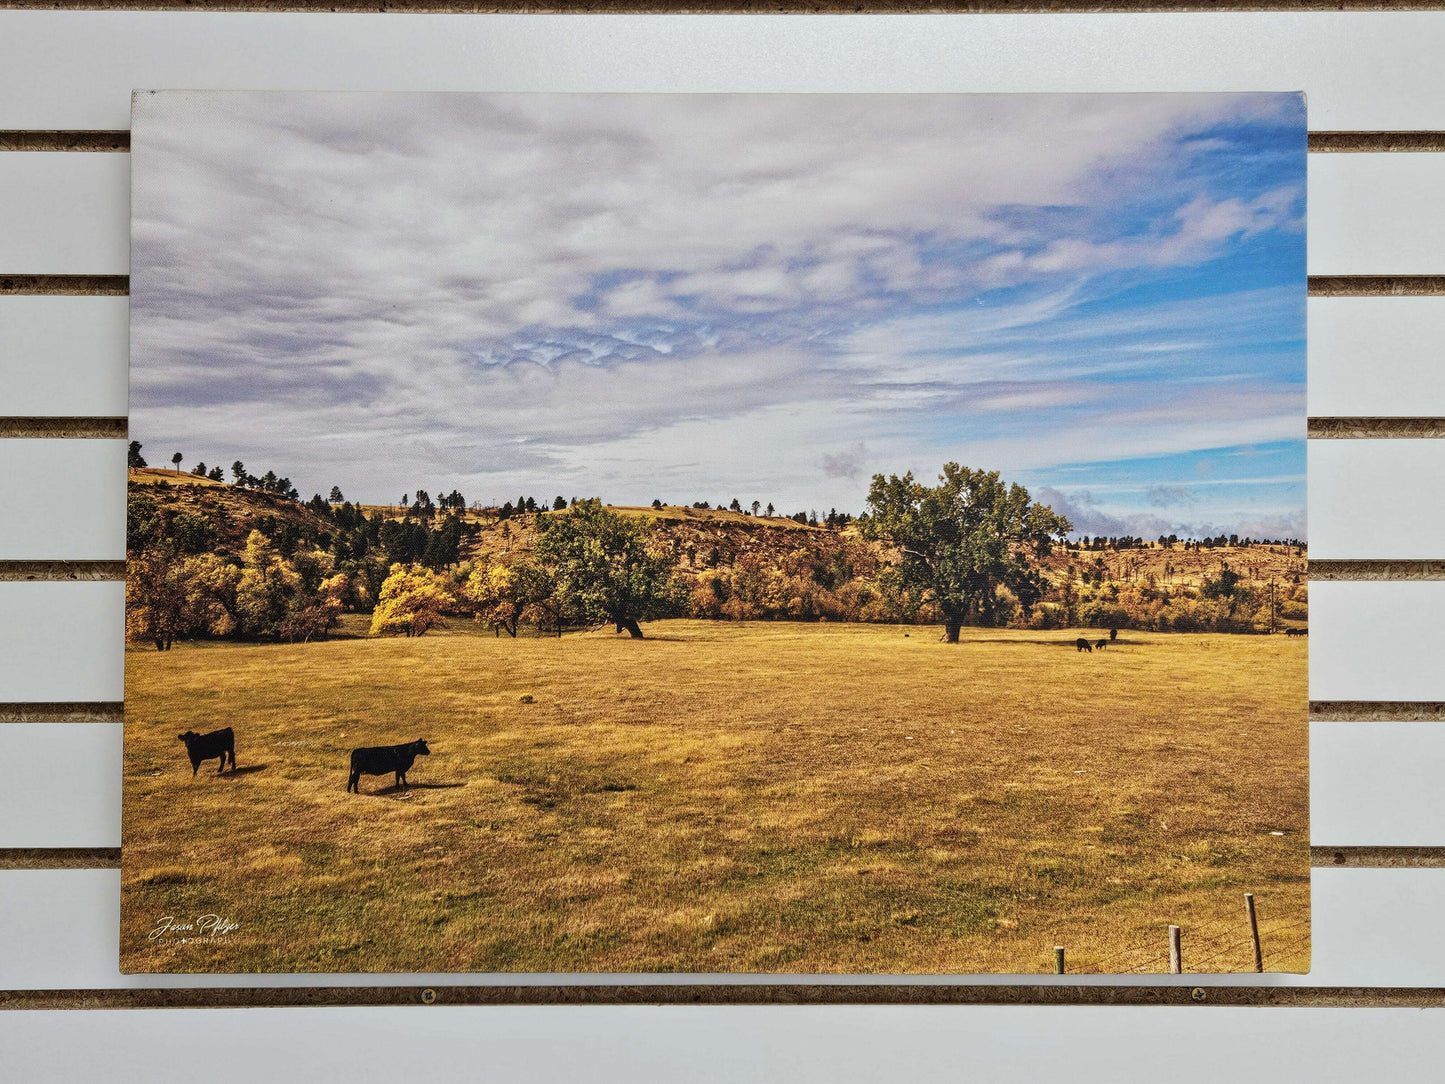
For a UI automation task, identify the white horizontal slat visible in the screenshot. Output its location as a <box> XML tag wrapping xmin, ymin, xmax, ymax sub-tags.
<box><xmin>5</xmin><ymin>295</ymin><xmax>1442</xmax><ymax>422</ymax></box>
<box><xmin>1312</xmin><ymin>723</ymin><xmax>1445</xmax><ymax>847</ymax></box>
<box><xmin>1309</xmin><ymin>440</ymin><xmax>1445</xmax><ymax>560</ymax></box>
<box><xmin>6</xmin><ymin>120</ymin><xmax>1445</xmax><ymax>280</ymax></box>
<box><xmin>0</xmin><ymin>296</ymin><xmax>129</xmax><ymax>418</ymax></box>
<box><xmin>0</xmin><ymin>439</ymin><xmax>124</xmax><ymax>560</ymax></box>
<box><xmin>0</xmin><ymin>868</ymin><xmax>1423</xmax><ymax>988</ymax></box>
<box><xmin>2</xmin><ymin>13</ymin><xmax>1445</xmax><ymax>130</ymax></box>
<box><xmin>4</xmin><ymin>1004</ymin><xmax>1445</xmax><ymax>1084</ymax></box>
<box><xmin>0</xmin><ymin>580</ymin><xmax>1424</xmax><ymax>705</ymax></box>
<box><xmin>1308</xmin><ymin>297</ymin><xmax>1445</xmax><ymax>418</ymax></box>
<box><xmin>1310</xmin><ymin>581</ymin><xmax>1445</xmax><ymax>702</ymax></box>
<box><xmin>1310</xmin><ymin>153</ymin><xmax>1445</xmax><ymax>276</ymax></box>
<box><xmin>2</xmin><ymin>721</ymin><xmax>1421</xmax><ymax>852</ymax></box>
<box><xmin>0</xmin><ymin>152</ymin><xmax>128</xmax><ymax>274</ymax></box>
<box><xmin>0</xmin><ymin>724</ymin><xmax>119</xmax><ymax>848</ymax></box>
<box><xmin>0</xmin><ymin>439</ymin><xmax>1428</xmax><ymax>562</ymax></box>
<box><xmin>0</xmin><ymin>582</ymin><xmax>123</xmax><ymax>703</ymax></box>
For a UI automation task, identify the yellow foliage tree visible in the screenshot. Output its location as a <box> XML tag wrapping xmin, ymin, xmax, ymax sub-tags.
<box><xmin>463</xmin><ymin>557</ymin><xmax>555</xmax><ymax>637</ymax></box>
<box><xmin>235</xmin><ymin>529</ymin><xmax>301</xmax><ymax>638</ymax></box>
<box><xmin>369</xmin><ymin>564</ymin><xmax>456</xmax><ymax>637</ymax></box>
<box><xmin>126</xmin><ymin>548</ymin><xmax>190</xmax><ymax>651</ymax></box>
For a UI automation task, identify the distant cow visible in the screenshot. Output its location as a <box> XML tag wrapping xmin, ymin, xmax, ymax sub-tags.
<box><xmin>1076</xmin><ymin>637</ymin><xmax>1092</xmax><ymax>653</ymax></box>
<box><xmin>347</xmin><ymin>739</ymin><xmax>431</xmax><ymax>793</ymax></box>
<box><xmin>1286</xmin><ymin>627</ymin><xmax>1309</xmax><ymax>637</ymax></box>
<box><xmin>178</xmin><ymin>727</ymin><xmax>235</xmax><ymax>776</ymax></box>
<box><xmin>1095</xmin><ymin>639</ymin><xmax>1109</xmax><ymax>650</ymax></box>
<box><xmin>1109</xmin><ymin>627</ymin><xmax>1118</xmax><ymax>642</ymax></box>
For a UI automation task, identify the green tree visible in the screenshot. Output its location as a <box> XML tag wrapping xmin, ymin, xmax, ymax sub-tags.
<box><xmin>863</xmin><ymin>463</ymin><xmax>1072</xmax><ymax>643</ymax></box>
<box><xmin>171</xmin><ymin>451</ymin><xmax>183</xmax><ymax>474</ymax></box>
<box><xmin>534</xmin><ymin>499</ymin><xmax>677</xmax><ymax>638</ymax></box>
<box><xmin>127</xmin><ymin>441</ymin><xmax>147</xmax><ymax>469</ymax></box>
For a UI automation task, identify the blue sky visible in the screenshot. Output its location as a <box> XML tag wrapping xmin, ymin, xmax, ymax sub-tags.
<box><xmin>130</xmin><ymin>92</ymin><xmax>1306</xmax><ymax>539</ymax></box>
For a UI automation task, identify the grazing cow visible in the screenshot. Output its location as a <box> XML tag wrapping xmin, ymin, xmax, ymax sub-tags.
<box><xmin>1095</xmin><ymin>639</ymin><xmax>1109</xmax><ymax>650</ymax></box>
<box><xmin>1075</xmin><ymin>637</ymin><xmax>1092</xmax><ymax>653</ymax></box>
<box><xmin>1285</xmin><ymin>627</ymin><xmax>1308</xmax><ymax>637</ymax></box>
<box><xmin>1109</xmin><ymin>627</ymin><xmax>1118</xmax><ymax>642</ymax></box>
<box><xmin>347</xmin><ymin>739</ymin><xmax>431</xmax><ymax>793</ymax></box>
<box><xmin>178</xmin><ymin>727</ymin><xmax>235</xmax><ymax>776</ymax></box>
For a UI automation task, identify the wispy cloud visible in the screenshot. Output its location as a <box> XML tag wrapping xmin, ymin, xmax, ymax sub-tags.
<box><xmin>130</xmin><ymin>91</ymin><xmax>1306</xmax><ymax>534</ymax></box>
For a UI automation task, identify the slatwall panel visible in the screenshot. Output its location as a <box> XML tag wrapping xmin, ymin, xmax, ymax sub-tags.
<box><xmin>4</xmin><ymin>10</ymin><xmax>1445</xmax><ymax>1082</ymax></box>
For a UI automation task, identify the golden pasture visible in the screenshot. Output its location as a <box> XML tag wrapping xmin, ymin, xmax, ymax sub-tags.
<box><xmin>121</xmin><ymin>620</ymin><xmax>1308</xmax><ymax>974</ymax></box>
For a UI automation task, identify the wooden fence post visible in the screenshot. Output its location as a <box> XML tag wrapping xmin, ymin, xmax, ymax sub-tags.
<box><xmin>1245</xmin><ymin>893</ymin><xmax>1263</xmax><ymax>972</ymax></box>
<box><xmin>1053</xmin><ymin>946</ymin><xmax>1065</xmax><ymax>974</ymax></box>
<box><xmin>1168</xmin><ymin>925</ymin><xmax>1182</xmax><ymax>974</ymax></box>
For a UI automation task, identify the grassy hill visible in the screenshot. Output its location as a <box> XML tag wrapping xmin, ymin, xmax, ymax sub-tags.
<box><xmin>128</xmin><ymin>469</ymin><xmax>1306</xmax><ymax>633</ymax></box>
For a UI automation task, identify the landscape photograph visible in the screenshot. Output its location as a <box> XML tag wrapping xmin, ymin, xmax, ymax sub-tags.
<box><xmin>122</xmin><ymin>91</ymin><xmax>1308</xmax><ymax>974</ymax></box>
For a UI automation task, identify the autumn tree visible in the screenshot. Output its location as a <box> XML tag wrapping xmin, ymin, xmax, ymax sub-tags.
<box><xmin>464</xmin><ymin>558</ymin><xmax>554</xmax><ymax>637</ymax></box>
<box><xmin>533</xmin><ymin>499</ymin><xmax>677</xmax><ymax>638</ymax></box>
<box><xmin>369</xmin><ymin>564</ymin><xmax>455</xmax><ymax>637</ymax></box>
<box><xmin>234</xmin><ymin>530</ymin><xmax>300</xmax><ymax>637</ymax></box>
<box><xmin>125</xmin><ymin>548</ymin><xmax>189</xmax><ymax>650</ymax></box>
<box><xmin>863</xmin><ymin>463</ymin><xmax>1072</xmax><ymax>643</ymax></box>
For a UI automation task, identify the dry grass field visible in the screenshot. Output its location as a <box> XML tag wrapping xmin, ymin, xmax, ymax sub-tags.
<box><xmin>121</xmin><ymin>620</ymin><xmax>1308</xmax><ymax>974</ymax></box>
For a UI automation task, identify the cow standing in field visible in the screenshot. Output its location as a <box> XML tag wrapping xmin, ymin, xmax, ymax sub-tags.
<box><xmin>178</xmin><ymin>727</ymin><xmax>236</xmax><ymax>776</ymax></box>
<box><xmin>1095</xmin><ymin>639</ymin><xmax>1109</xmax><ymax>650</ymax></box>
<box><xmin>1076</xmin><ymin>638</ymin><xmax>1092</xmax><ymax>653</ymax></box>
<box><xmin>347</xmin><ymin>739</ymin><xmax>431</xmax><ymax>794</ymax></box>
<box><xmin>1109</xmin><ymin>628</ymin><xmax>1118</xmax><ymax>642</ymax></box>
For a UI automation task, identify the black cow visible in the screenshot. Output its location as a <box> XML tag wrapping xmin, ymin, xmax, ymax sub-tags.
<box><xmin>1075</xmin><ymin>637</ymin><xmax>1092</xmax><ymax>653</ymax></box>
<box><xmin>1095</xmin><ymin>639</ymin><xmax>1108</xmax><ymax>650</ymax></box>
<box><xmin>347</xmin><ymin>739</ymin><xmax>431</xmax><ymax>793</ymax></box>
<box><xmin>178</xmin><ymin>727</ymin><xmax>235</xmax><ymax>776</ymax></box>
<box><xmin>1109</xmin><ymin>627</ymin><xmax>1118</xmax><ymax>642</ymax></box>
<box><xmin>1285</xmin><ymin>627</ymin><xmax>1308</xmax><ymax>637</ymax></box>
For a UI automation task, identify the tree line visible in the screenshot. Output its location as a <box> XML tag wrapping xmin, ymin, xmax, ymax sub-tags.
<box><xmin>127</xmin><ymin>455</ymin><xmax>1304</xmax><ymax>648</ymax></box>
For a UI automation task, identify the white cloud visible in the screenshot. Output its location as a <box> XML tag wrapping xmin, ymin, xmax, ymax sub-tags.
<box><xmin>129</xmin><ymin>91</ymin><xmax>1305</xmax><ymax>532</ymax></box>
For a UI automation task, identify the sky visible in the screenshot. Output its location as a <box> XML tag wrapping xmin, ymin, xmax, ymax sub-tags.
<box><xmin>130</xmin><ymin>91</ymin><xmax>1306</xmax><ymax>540</ymax></box>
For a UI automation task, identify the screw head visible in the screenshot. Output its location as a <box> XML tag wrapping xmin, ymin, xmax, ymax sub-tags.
<box><xmin>1190</xmin><ymin>987</ymin><xmax>1206</xmax><ymax>1002</ymax></box>
<box><xmin>420</xmin><ymin>988</ymin><xmax>438</xmax><ymax>1005</ymax></box>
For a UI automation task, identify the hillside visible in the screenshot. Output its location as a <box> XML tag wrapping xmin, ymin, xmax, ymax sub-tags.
<box><xmin>127</xmin><ymin>471</ymin><xmax>840</xmax><ymax>570</ymax></box>
<box><xmin>128</xmin><ymin>468</ymin><xmax>335</xmax><ymax>555</ymax></box>
<box><xmin>127</xmin><ymin>469</ymin><xmax>1307</xmax><ymax>633</ymax></box>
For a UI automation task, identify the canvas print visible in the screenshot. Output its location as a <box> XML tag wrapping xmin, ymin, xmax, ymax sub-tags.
<box><xmin>123</xmin><ymin>91</ymin><xmax>1308</xmax><ymax>974</ymax></box>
